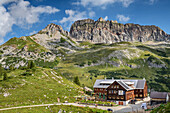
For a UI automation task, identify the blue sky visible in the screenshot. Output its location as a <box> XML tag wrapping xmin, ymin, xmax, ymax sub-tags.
<box><xmin>0</xmin><ymin>0</ymin><xmax>170</xmax><ymax>44</ymax></box>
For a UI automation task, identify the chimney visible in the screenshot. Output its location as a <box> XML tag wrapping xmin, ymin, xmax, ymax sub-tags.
<box><xmin>143</xmin><ymin>78</ymin><xmax>145</xmax><ymax>80</ymax></box>
<box><xmin>112</xmin><ymin>77</ymin><xmax>114</xmax><ymax>80</ymax></box>
<box><xmin>105</xmin><ymin>77</ymin><xmax>106</xmax><ymax>80</ymax></box>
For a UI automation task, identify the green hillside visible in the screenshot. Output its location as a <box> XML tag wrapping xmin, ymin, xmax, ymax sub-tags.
<box><xmin>0</xmin><ymin>67</ymin><xmax>83</xmax><ymax>108</ymax></box>
<box><xmin>1</xmin><ymin>105</ymin><xmax>108</xmax><ymax>113</ymax></box>
<box><xmin>58</xmin><ymin>42</ymin><xmax>170</xmax><ymax>92</ymax></box>
<box><xmin>1</xmin><ymin>36</ymin><xmax>47</xmax><ymax>53</ymax></box>
<box><xmin>0</xmin><ymin>36</ymin><xmax>59</xmax><ymax>68</ymax></box>
<box><xmin>151</xmin><ymin>102</ymin><xmax>170</xmax><ymax>113</ymax></box>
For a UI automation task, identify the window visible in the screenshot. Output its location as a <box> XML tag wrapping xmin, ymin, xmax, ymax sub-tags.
<box><xmin>136</xmin><ymin>94</ymin><xmax>138</xmax><ymax>97</ymax></box>
<box><xmin>140</xmin><ymin>89</ymin><xmax>142</xmax><ymax>92</ymax></box>
<box><xmin>111</xmin><ymin>90</ymin><xmax>114</xmax><ymax>94</ymax></box>
<box><xmin>112</xmin><ymin>96</ymin><xmax>115</xmax><ymax>99</ymax></box>
<box><xmin>118</xmin><ymin>90</ymin><xmax>124</xmax><ymax>95</ymax></box>
<box><xmin>121</xmin><ymin>96</ymin><xmax>124</xmax><ymax>100</ymax></box>
<box><xmin>114</xmin><ymin>90</ymin><xmax>117</xmax><ymax>94</ymax></box>
<box><xmin>111</xmin><ymin>85</ymin><xmax>113</xmax><ymax>88</ymax></box>
<box><xmin>117</xmin><ymin>85</ymin><xmax>119</xmax><ymax>88</ymax></box>
<box><xmin>114</xmin><ymin>85</ymin><xmax>116</xmax><ymax>88</ymax></box>
<box><xmin>117</xmin><ymin>96</ymin><xmax>120</xmax><ymax>99</ymax></box>
<box><xmin>109</xmin><ymin>96</ymin><xmax>111</xmax><ymax>99</ymax></box>
<box><xmin>140</xmin><ymin>94</ymin><xmax>143</xmax><ymax>97</ymax></box>
<box><xmin>109</xmin><ymin>90</ymin><xmax>111</xmax><ymax>94</ymax></box>
<box><xmin>101</xmin><ymin>89</ymin><xmax>103</xmax><ymax>91</ymax></box>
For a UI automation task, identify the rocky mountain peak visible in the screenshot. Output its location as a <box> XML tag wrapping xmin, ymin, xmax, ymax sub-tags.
<box><xmin>97</xmin><ymin>17</ymin><xmax>106</xmax><ymax>22</ymax></box>
<box><xmin>39</xmin><ymin>23</ymin><xmax>64</xmax><ymax>35</ymax></box>
<box><xmin>111</xmin><ymin>20</ymin><xmax>118</xmax><ymax>23</ymax></box>
<box><xmin>70</xmin><ymin>18</ymin><xmax>170</xmax><ymax>43</ymax></box>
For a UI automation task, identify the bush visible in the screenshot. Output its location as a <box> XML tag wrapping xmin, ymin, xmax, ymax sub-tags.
<box><xmin>79</xmin><ymin>62</ymin><xmax>86</xmax><ymax>67</ymax></box>
<box><xmin>73</xmin><ymin>76</ymin><xmax>80</xmax><ymax>86</ymax></box>
<box><xmin>88</xmin><ymin>61</ymin><xmax>92</xmax><ymax>65</ymax></box>
<box><xmin>92</xmin><ymin>60</ymin><xmax>97</xmax><ymax>63</ymax></box>
<box><xmin>60</xmin><ymin>37</ymin><xmax>66</xmax><ymax>43</ymax></box>
<box><xmin>21</xmin><ymin>72</ymin><xmax>32</xmax><ymax>76</ymax></box>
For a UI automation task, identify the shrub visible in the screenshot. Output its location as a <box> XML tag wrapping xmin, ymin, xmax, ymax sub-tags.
<box><xmin>73</xmin><ymin>76</ymin><xmax>80</xmax><ymax>86</ymax></box>
<box><xmin>60</xmin><ymin>37</ymin><xmax>66</xmax><ymax>43</ymax></box>
<box><xmin>21</xmin><ymin>72</ymin><xmax>32</xmax><ymax>76</ymax></box>
<box><xmin>79</xmin><ymin>62</ymin><xmax>86</xmax><ymax>67</ymax></box>
<box><xmin>88</xmin><ymin>61</ymin><xmax>92</xmax><ymax>65</ymax></box>
<box><xmin>92</xmin><ymin>60</ymin><xmax>97</xmax><ymax>63</ymax></box>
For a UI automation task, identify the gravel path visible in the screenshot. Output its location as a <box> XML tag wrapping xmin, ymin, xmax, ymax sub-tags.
<box><xmin>0</xmin><ymin>102</ymin><xmax>146</xmax><ymax>113</ymax></box>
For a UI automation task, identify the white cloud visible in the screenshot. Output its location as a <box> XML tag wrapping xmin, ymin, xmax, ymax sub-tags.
<box><xmin>89</xmin><ymin>11</ymin><xmax>95</xmax><ymax>17</ymax></box>
<box><xmin>117</xmin><ymin>14</ymin><xmax>130</xmax><ymax>22</ymax></box>
<box><xmin>0</xmin><ymin>6</ymin><xmax>14</xmax><ymax>43</ymax></box>
<box><xmin>60</xmin><ymin>10</ymin><xmax>86</xmax><ymax>24</ymax></box>
<box><xmin>104</xmin><ymin>16</ymin><xmax>108</xmax><ymax>20</ymax></box>
<box><xmin>8</xmin><ymin>1</ymin><xmax>60</xmax><ymax>25</ymax></box>
<box><xmin>29</xmin><ymin>31</ymin><xmax>37</xmax><ymax>35</ymax></box>
<box><xmin>72</xmin><ymin>0</ymin><xmax>134</xmax><ymax>8</ymax></box>
<box><xmin>65</xmin><ymin>9</ymin><xmax>75</xmax><ymax>16</ymax></box>
<box><xmin>0</xmin><ymin>0</ymin><xmax>60</xmax><ymax>44</ymax></box>
<box><xmin>60</xmin><ymin>10</ymin><xmax>87</xmax><ymax>30</ymax></box>
<box><xmin>0</xmin><ymin>0</ymin><xmax>17</xmax><ymax>5</ymax></box>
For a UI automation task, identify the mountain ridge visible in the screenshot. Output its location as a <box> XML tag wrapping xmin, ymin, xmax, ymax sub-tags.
<box><xmin>70</xmin><ymin>17</ymin><xmax>170</xmax><ymax>43</ymax></box>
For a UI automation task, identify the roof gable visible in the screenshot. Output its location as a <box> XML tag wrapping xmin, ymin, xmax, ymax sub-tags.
<box><xmin>106</xmin><ymin>80</ymin><xmax>133</xmax><ymax>91</ymax></box>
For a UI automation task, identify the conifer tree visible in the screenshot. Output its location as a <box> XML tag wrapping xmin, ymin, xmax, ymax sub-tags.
<box><xmin>3</xmin><ymin>72</ymin><xmax>7</xmax><ymax>80</ymax></box>
<box><xmin>30</xmin><ymin>61</ymin><xmax>35</xmax><ymax>69</ymax></box>
<box><xmin>0</xmin><ymin>64</ymin><xmax>3</xmax><ymax>77</ymax></box>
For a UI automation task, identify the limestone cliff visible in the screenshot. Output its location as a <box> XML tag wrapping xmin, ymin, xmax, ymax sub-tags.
<box><xmin>70</xmin><ymin>17</ymin><xmax>170</xmax><ymax>43</ymax></box>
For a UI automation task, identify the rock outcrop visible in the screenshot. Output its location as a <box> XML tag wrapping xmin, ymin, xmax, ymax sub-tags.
<box><xmin>70</xmin><ymin>18</ymin><xmax>170</xmax><ymax>43</ymax></box>
<box><xmin>38</xmin><ymin>23</ymin><xmax>69</xmax><ymax>37</ymax></box>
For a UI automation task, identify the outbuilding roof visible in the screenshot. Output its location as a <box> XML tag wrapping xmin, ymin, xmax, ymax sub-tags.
<box><xmin>150</xmin><ymin>92</ymin><xmax>168</xmax><ymax>99</ymax></box>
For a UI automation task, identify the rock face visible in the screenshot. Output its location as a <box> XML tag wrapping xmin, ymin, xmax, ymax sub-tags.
<box><xmin>32</xmin><ymin>23</ymin><xmax>78</xmax><ymax>56</ymax></box>
<box><xmin>39</xmin><ymin>23</ymin><xmax>69</xmax><ymax>37</ymax></box>
<box><xmin>70</xmin><ymin>18</ymin><xmax>170</xmax><ymax>43</ymax></box>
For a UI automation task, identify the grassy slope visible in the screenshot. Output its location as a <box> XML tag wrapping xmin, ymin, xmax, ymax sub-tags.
<box><xmin>58</xmin><ymin>42</ymin><xmax>170</xmax><ymax>91</ymax></box>
<box><xmin>151</xmin><ymin>102</ymin><xmax>170</xmax><ymax>113</ymax></box>
<box><xmin>0</xmin><ymin>67</ymin><xmax>83</xmax><ymax>108</ymax></box>
<box><xmin>1</xmin><ymin>105</ymin><xmax>108</xmax><ymax>113</ymax></box>
<box><xmin>1</xmin><ymin>36</ymin><xmax>47</xmax><ymax>53</ymax></box>
<box><xmin>0</xmin><ymin>36</ymin><xmax>59</xmax><ymax>68</ymax></box>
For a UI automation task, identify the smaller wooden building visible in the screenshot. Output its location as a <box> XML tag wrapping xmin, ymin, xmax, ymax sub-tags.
<box><xmin>150</xmin><ymin>92</ymin><xmax>169</xmax><ymax>105</ymax></box>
